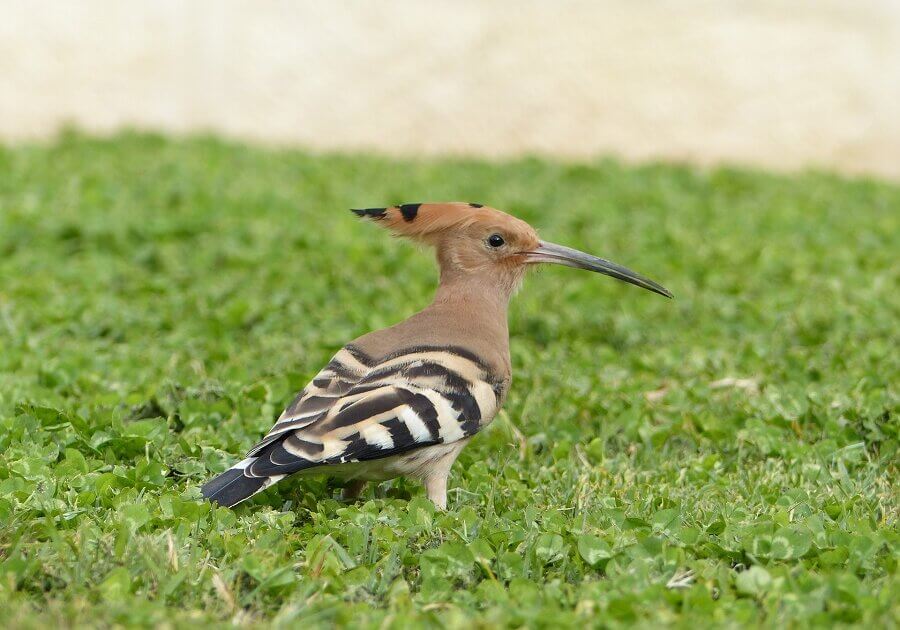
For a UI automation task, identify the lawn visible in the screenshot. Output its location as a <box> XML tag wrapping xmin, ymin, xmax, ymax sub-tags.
<box><xmin>0</xmin><ymin>133</ymin><xmax>897</xmax><ymax>627</ymax></box>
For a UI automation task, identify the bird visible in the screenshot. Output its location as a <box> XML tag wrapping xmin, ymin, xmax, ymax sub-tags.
<box><xmin>201</xmin><ymin>202</ymin><xmax>672</xmax><ymax>509</ymax></box>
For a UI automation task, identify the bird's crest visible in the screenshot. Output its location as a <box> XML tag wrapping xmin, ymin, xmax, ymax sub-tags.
<box><xmin>351</xmin><ymin>202</ymin><xmax>516</xmax><ymax>241</ymax></box>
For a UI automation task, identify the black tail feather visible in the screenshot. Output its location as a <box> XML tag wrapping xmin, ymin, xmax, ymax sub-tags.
<box><xmin>201</xmin><ymin>467</ymin><xmax>267</xmax><ymax>508</ymax></box>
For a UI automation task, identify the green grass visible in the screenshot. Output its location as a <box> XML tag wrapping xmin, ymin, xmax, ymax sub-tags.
<box><xmin>0</xmin><ymin>132</ymin><xmax>897</xmax><ymax>628</ymax></box>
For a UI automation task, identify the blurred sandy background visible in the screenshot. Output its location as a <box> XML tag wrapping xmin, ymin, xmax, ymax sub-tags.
<box><xmin>1</xmin><ymin>0</ymin><xmax>899</xmax><ymax>178</ymax></box>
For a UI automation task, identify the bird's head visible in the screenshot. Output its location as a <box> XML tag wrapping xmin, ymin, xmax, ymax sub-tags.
<box><xmin>352</xmin><ymin>202</ymin><xmax>672</xmax><ymax>299</ymax></box>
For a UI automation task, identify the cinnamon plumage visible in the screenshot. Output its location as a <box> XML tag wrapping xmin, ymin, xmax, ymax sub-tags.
<box><xmin>201</xmin><ymin>202</ymin><xmax>672</xmax><ymax>509</ymax></box>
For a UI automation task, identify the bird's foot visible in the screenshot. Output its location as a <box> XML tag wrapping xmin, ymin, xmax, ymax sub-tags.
<box><xmin>341</xmin><ymin>479</ymin><xmax>368</xmax><ymax>501</ymax></box>
<box><xmin>424</xmin><ymin>474</ymin><xmax>448</xmax><ymax>511</ymax></box>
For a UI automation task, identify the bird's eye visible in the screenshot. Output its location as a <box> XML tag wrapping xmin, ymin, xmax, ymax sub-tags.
<box><xmin>487</xmin><ymin>234</ymin><xmax>505</xmax><ymax>248</ymax></box>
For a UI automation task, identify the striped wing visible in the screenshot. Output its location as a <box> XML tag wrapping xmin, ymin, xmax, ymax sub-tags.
<box><xmin>201</xmin><ymin>344</ymin><xmax>506</xmax><ymax>506</ymax></box>
<box><xmin>245</xmin><ymin>345</ymin><xmax>372</xmax><ymax>457</ymax></box>
<box><xmin>251</xmin><ymin>344</ymin><xmax>504</xmax><ymax>469</ymax></box>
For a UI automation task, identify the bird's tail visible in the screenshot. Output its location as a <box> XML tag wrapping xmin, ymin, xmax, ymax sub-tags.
<box><xmin>200</xmin><ymin>458</ymin><xmax>284</xmax><ymax>508</ymax></box>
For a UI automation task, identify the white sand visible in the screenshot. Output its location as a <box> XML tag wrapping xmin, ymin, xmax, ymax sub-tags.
<box><xmin>1</xmin><ymin>1</ymin><xmax>898</xmax><ymax>178</ymax></box>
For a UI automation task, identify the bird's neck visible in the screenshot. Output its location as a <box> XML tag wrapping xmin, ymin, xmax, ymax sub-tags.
<box><xmin>422</xmin><ymin>274</ymin><xmax>512</xmax><ymax>376</ymax></box>
<box><xmin>430</xmin><ymin>271</ymin><xmax>512</xmax><ymax>321</ymax></box>
<box><xmin>355</xmin><ymin>271</ymin><xmax>514</xmax><ymax>377</ymax></box>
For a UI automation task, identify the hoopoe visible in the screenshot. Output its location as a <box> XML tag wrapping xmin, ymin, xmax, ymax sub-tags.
<box><xmin>201</xmin><ymin>203</ymin><xmax>671</xmax><ymax>509</ymax></box>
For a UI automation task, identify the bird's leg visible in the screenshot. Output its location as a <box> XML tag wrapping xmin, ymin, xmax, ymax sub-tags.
<box><xmin>424</xmin><ymin>473</ymin><xmax>448</xmax><ymax>510</ymax></box>
<box><xmin>341</xmin><ymin>479</ymin><xmax>368</xmax><ymax>501</ymax></box>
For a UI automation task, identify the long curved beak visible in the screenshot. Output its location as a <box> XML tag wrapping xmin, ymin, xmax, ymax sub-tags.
<box><xmin>524</xmin><ymin>240</ymin><xmax>673</xmax><ymax>298</ymax></box>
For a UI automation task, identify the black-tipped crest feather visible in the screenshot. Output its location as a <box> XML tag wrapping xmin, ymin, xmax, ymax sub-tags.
<box><xmin>351</xmin><ymin>207</ymin><xmax>387</xmax><ymax>219</ymax></box>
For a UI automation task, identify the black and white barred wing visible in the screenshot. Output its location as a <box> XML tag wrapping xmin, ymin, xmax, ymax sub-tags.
<box><xmin>201</xmin><ymin>345</ymin><xmax>504</xmax><ymax>507</ymax></box>
<box><xmin>243</xmin><ymin>345</ymin><xmax>371</xmax><ymax>457</ymax></box>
